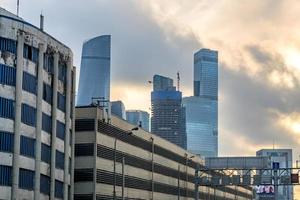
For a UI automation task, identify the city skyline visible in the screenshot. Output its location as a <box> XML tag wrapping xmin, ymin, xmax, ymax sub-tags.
<box><xmin>3</xmin><ymin>0</ymin><xmax>300</xmax><ymax>161</ymax></box>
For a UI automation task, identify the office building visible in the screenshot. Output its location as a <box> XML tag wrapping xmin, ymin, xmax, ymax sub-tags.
<box><xmin>184</xmin><ymin>48</ymin><xmax>218</xmax><ymax>157</ymax></box>
<box><xmin>0</xmin><ymin>7</ymin><xmax>75</xmax><ymax>200</ymax></box>
<box><xmin>74</xmin><ymin>106</ymin><xmax>253</xmax><ymax>200</ymax></box>
<box><xmin>182</xmin><ymin>96</ymin><xmax>217</xmax><ymax>157</ymax></box>
<box><xmin>111</xmin><ymin>100</ymin><xmax>126</xmax><ymax>120</ymax></box>
<box><xmin>256</xmin><ymin>149</ymin><xmax>293</xmax><ymax>200</ymax></box>
<box><xmin>151</xmin><ymin>75</ymin><xmax>186</xmax><ymax>149</ymax></box>
<box><xmin>126</xmin><ymin>110</ymin><xmax>150</xmax><ymax>131</ymax></box>
<box><xmin>77</xmin><ymin>35</ymin><xmax>111</xmax><ymax>105</ymax></box>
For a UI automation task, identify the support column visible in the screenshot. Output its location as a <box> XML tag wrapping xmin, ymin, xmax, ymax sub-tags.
<box><xmin>70</xmin><ymin>66</ymin><xmax>76</xmax><ymax>200</ymax></box>
<box><xmin>63</xmin><ymin>55</ymin><xmax>72</xmax><ymax>200</ymax></box>
<box><xmin>50</xmin><ymin>52</ymin><xmax>59</xmax><ymax>200</ymax></box>
<box><xmin>151</xmin><ymin>137</ymin><xmax>154</xmax><ymax>200</ymax></box>
<box><xmin>34</xmin><ymin>43</ymin><xmax>46</xmax><ymax>200</ymax></box>
<box><xmin>11</xmin><ymin>32</ymin><xmax>24</xmax><ymax>200</ymax></box>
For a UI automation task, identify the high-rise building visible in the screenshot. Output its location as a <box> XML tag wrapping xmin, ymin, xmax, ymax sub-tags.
<box><xmin>151</xmin><ymin>75</ymin><xmax>186</xmax><ymax>149</ymax></box>
<box><xmin>184</xmin><ymin>48</ymin><xmax>218</xmax><ymax>157</ymax></box>
<box><xmin>126</xmin><ymin>110</ymin><xmax>150</xmax><ymax>131</ymax></box>
<box><xmin>77</xmin><ymin>35</ymin><xmax>111</xmax><ymax>105</ymax></box>
<box><xmin>256</xmin><ymin>149</ymin><xmax>293</xmax><ymax>200</ymax></box>
<box><xmin>111</xmin><ymin>100</ymin><xmax>126</xmax><ymax>120</ymax></box>
<box><xmin>183</xmin><ymin>96</ymin><xmax>217</xmax><ymax>157</ymax></box>
<box><xmin>0</xmin><ymin>7</ymin><xmax>75</xmax><ymax>200</ymax></box>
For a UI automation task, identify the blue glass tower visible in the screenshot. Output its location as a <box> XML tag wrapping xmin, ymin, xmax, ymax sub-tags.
<box><xmin>111</xmin><ymin>101</ymin><xmax>126</xmax><ymax>120</ymax></box>
<box><xmin>77</xmin><ymin>35</ymin><xmax>111</xmax><ymax>105</ymax></box>
<box><xmin>126</xmin><ymin>110</ymin><xmax>150</xmax><ymax>131</ymax></box>
<box><xmin>151</xmin><ymin>75</ymin><xmax>186</xmax><ymax>149</ymax></box>
<box><xmin>183</xmin><ymin>48</ymin><xmax>218</xmax><ymax>157</ymax></box>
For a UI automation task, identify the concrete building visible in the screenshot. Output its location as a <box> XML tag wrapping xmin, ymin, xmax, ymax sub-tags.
<box><xmin>77</xmin><ymin>35</ymin><xmax>111</xmax><ymax>105</ymax></box>
<box><xmin>0</xmin><ymin>7</ymin><xmax>75</xmax><ymax>200</ymax></box>
<box><xmin>256</xmin><ymin>149</ymin><xmax>293</xmax><ymax>200</ymax></box>
<box><xmin>126</xmin><ymin>110</ymin><xmax>150</xmax><ymax>132</ymax></box>
<box><xmin>151</xmin><ymin>75</ymin><xmax>186</xmax><ymax>149</ymax></box>
<box><xmin>111</xmin><ymin>100</ymin><xmax>126</xmax><ymax>120</ymax></box>
<box><xmin>74</xmin><ymin>106</ymin><xmax>253</xmax><ymax>200</ymax></box>
<box><xmin>184</xmin><ymin>48</ymin><xmax>218</xmax><ymax>157</ymax></box>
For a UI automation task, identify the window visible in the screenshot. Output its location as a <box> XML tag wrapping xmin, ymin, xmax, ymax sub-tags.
<box><xmin>55</xmin><ymin>180</ymin><xmax>63</xmax><ymax>198</ymax></box>
<box><xmin>41</xmin><ymin>143</ymin><xmax>51</xmax><ymax>164</ymax></box>
<box><xmin>43</xmin><ymin>83</ymin><xmax>52</xmax><ymax>105</ymax></box>
<box><xmin>58</xmin><ymin>62</ymin><xmax>66</xmax><ymax>83</ymax></box>
<box><xmin>23</xmin><ymin>44</ymin><xmax>38</xmax><ymax>63</ymax></box>
<box><xmin>19</xmin><ymin>168</ymin><xmax>34</xmax><ymax>190</ymax></box>
<box><xmin>0</xmin><ymin>165</ymin><xmax>12</xmax><ymax>186</ymax></box>
<box><xmin>56</xmin><ymin>120</ymin><xmax>65</xmax><ymax>140</ymax></box>
<box><xmin>0</xmin><ymin>97</ymin><xmax>14</xmax><ymax>119</ymax></box>
<box><xmin>42</xmin><ymin>113</ymin><xmax>52</xmax><ymax>134</ymax></box>
<box><xmin>44</xmin><ymin>54</ymin><xmax>53</xmax><ymax>74</ymax></box>
<box><xmin>21</xmin><ymin>104</ymin><xmax>36</xmax><ymax>127</ymax></box>
<box><xmin>0</xmin><ymin>131</ymin><xmax>13</xmax><ymax>152</ymax></box>
<box><xmin>57</xmin><ymin>93</ymin><xmax>66</xmax><ymax>112</ymax></box>
<box><xmin>0</xmin><ymin>37</ymin><xmax>17</xmax><ymax>54</ymax></box>
<box><xmin>56</xmin><ymin>150</ymin><xmax>64</xmax><ymax>170</ymax></box>
<box><xmin>40</xmin><ymin>174</ymin><xmax>50</xmax><ymax>195</ymax></box>
<box><xmin>22</xmin><ymin>72</ymin><xmax>37</xmax><ymax>94</ymax></box>
<box><xmin>20</xmin><ymin>136</ymin><xmax>35</xmax><ymax>158</ymax></box>
<box><xmin>0</xmin><ymin>64</ymin><xmax>16</xmax><ymax>86</ymax></box>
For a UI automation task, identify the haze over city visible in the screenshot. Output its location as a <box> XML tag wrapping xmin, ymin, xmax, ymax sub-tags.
<box><xmin>1</xmin><ymin>0</ymin><xmax>300</xmax><ymax>198</ymax></box>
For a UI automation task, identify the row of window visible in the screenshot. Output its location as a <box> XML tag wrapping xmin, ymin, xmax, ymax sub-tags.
<box><xmin>0</xmin><ymin>131</ymin><xmax>65</xmax><ymax>168</ymax></box>
<box><xmin>0</xmin><ymin>165</ymin><xmax>63</xmax><ymax>198</ymax></box>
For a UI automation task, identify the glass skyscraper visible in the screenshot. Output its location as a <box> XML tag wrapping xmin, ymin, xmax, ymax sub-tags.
<box><xmin>111</xmin><ymin>100</ymin><xmax>126</xmax><ymax>120</ymax></box>
<box><xmin>126</xmin><ymin>110</ymin><xmax>150</xmax><ymax>131</ymax></box>
<box><xmin>77</xmin><ymin>35</ymin><xmax>111</xmax><ymax>105</ymax></box>
<box><xmin>151</xmin><ymin>75</ymin><xmax>186</xmax><ymax>149</ymax></box>
<box><xmin>184</xmin><ymin>48</ymin><xmax>218</xmax><ymax>157</ymax></box>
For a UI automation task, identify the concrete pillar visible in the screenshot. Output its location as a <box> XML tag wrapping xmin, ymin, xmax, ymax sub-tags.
<box><xmin>11</xmin><ymin>32</ymin><xmax>24</xmax><ymax>200</ymax></box>
<box><xmin>70</xmin><ymin>67</ymin><xmax>76</xmax><ymax>200</ymax></box>
<box><xmin>50</xmin><ymin>52</ymin><xmax>59</xmax><ymax>200</ymax></box>
<box><xmin>63</xmin><ymin>55</ymin><xmax>72</xmax><ymax>200</ymax></box>
<box><xmin>34</xmin><ymin>43</ymin><xmax>46</xmax><ymax>200</ymax></box>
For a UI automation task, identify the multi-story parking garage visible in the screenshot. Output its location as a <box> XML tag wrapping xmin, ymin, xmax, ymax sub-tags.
<box><xmin>74</xmin><ymin>106</ymin><xmax>252</xmax><ymax>200</ymax></box>
<box><xmin>0</xmin><ymin>7</ymin><xmax>76</xmax><ymax>200</ymax></box>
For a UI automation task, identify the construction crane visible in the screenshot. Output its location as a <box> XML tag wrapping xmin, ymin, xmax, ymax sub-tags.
<box><xmin>177</xmin><ymin>71</ymin><xmax>180</xmax><ymax>91</ymax></box>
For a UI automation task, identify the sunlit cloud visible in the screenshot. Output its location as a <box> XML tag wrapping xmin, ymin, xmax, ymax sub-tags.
<box><xmin>275</xmin><ymin>111</ymin><xmax>300</xmax><ymax>136</ymax></box>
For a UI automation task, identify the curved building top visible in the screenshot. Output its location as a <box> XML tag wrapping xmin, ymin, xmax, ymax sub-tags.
<box><xmin>77</xmin><ymin>35</ymin><xmax>111</xmax><ymax>105</ymax></box>
<box><xmin>0</xmin><ymin>7</ymin><xmax>72</xmax><ymax>56</ymax></box>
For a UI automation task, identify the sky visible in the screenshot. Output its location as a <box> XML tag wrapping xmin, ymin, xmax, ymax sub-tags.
<box><xmin>2</xmin><ymin>0</ymin><xmax>300</xmax><ymax>191</ymax></box>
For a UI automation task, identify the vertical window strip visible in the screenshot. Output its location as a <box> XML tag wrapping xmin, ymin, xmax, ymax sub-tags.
<box><xmin>0</xmin><ymin>131</ymin><xmax>13</xmax><ymax>152</ymax></box>
<box><xmin>0</xmin><ymin>165</ymin><xmax>12</xmax><ymax>186</ymax></box>
<box><xmin>55</xmin><ymin>150</ymin><xmax>65</xmax><ymax>170</ymax></box>
<box><xmin>0</xmin><ymin>64</ymin><xmax>16</xmax><ymax>86</ymax></box>
<box><xmin>57</xmin><ymin>92</ymin><xmax>66</xmax><ymax>112</ymax></box>
<box><xmin>55</xmin><ymin>180</ymin><xmax>64</xmax><ymax>198</ymax></box>
<box><xmin>41</xmin><ymin>143</ymin><xmax>51</xmax><ymax>164</ymax></box>
<box><xmin>42</xmin><ymin>113</ymin><xmax>52</xmax><ymax>134</ymax></box>
<box><xmin>0</xmin><ymin>97</ymin><xmax>14</xmax><ymax>119</ymax></box>
<box><xmin>40</xmin><ymin>174</ymin><xmax>50</xmax><ymax>195</ymax></box>
<box><xmin>20</xmin><ymin>135</ymin><xmax>35</xmax><ymax>158</ymax></box>
<box><xmin>56</xmin><ymin>120</ymin><xmax>65</xmax><ymax>140</ymax></box>
<box><xmin>43</xmin><ymin>83</ymin><xmax>53</xmax><ymax>105</ymax></box>
<box><xmin>43</xmin><ymin>53</ymin><xmax>54</xmax><ymax>74</ymax></box>
<box><xmin>22</xmin><ymin>72</ymin><xmax>37</xmax><ymax>94</ymax></box>
<box><xmin>19</xmin><ymin>168</ymin><xmax>34</xmax><ymax>190</ymax></box>
<box><xmin>21</xmin><ymin>104</ymin><xmax>36</xmax><ymax>127</ymax></box>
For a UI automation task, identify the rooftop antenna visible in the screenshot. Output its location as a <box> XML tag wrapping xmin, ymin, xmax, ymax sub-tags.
<box><xmin>17</xmin><ymin>0</ymin><xmax>20</xmax><ymax>16</ymax></box>
<box><xmin>40</xmin><ymin>10</ymin><xmax>44</xmax><ymax>31</ymax></box>
<box><xmin>177</xmin><ymin>71</ymin><xmax>180</xmax><ymax>91</ymax></box>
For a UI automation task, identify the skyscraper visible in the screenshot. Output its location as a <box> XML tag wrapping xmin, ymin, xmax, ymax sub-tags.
<box><xmin>151</xmin><ymin>75</ymin><xmax>186</xmax><ymax>149</ymax></box>
<box><xmin>111</xmin><ymin>100</ymin><xmax>126</xmax><ymax>120</ymax></box>
<box><xmin>126</xmin><ymin>110</ymin><xmax>150</xmax><ymax>131</ymax></box>
<box><xmin>77</xmin><ymin>35</ymin><xmax>111</xmax><ymax>105</ymax></box>
<box><xmin>184</xmin><ymin>48</ymin><xmax>218</xmax><ymax>157</ymax></box>
<box><xmin>0</xmin><ymin>7</ymin><xmax>75</xmax><ymax>200</ymax></box>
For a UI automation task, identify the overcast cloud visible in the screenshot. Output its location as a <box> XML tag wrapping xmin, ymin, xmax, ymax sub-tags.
<box><xmin>3</xmin><ymin>0</ymin><xmax>300</xmax><ymax>175</ymax></box>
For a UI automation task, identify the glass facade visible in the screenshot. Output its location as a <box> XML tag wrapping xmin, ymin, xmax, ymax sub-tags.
<box><xmin>183</xmin><ymin>48</ymin><xmax>218</xmax><ymax>157</ymax></box>
<box><xmin>126</xmin><ymin>110</ymin><xmax>150</xmax><ymax>131</ymax></box>
<box><xmin>111</xmin><ymin>100</ymin><xmax>126</xmax><ymax>120</ymax></box>
<box><xmin>77</xmin><ymin>35</ymin><xmax>111</xmax><ymax>105</ymax></box>
<box><xmin>183</xmin><ymin>96</ymin><xmax>217</xmax><ymax>157</ymax></box>
<box><xmin>151</xmin><ymin>75</ymin><xmax>186</xmax><ymax>149</ymax></box>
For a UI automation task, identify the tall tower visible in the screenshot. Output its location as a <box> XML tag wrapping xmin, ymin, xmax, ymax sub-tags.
<box><xmin>183</xmin><ymin>48</ymin><xmax>218</xmax><ymax>157</ymax></box>
<box><xmin>151</xmin><ymin>75</ymin><xmax>186</xmax><ymax>149</ymax></box>
<box><xmin>77</xmin><ymin>35</ymin><xmax>111</xmax><ymax>105</ymax></box>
